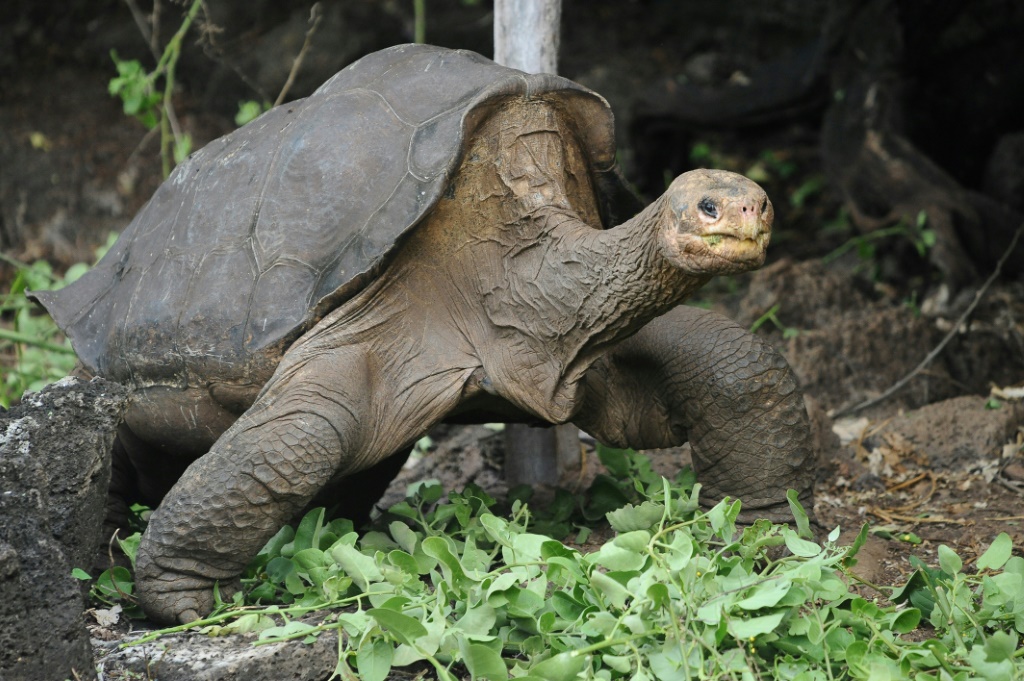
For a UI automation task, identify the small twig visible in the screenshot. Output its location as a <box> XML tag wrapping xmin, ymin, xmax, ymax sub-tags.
<box><xmin>886</xmin><ymin>471</ymin><xmax>927</xmax><ymax>493</ymax></box>
<box><xmin>123</xmin><ymin>0</ymin><xmax>160</xmax><ymax>62</ymax></box>
<box><xmin>868</xmin><ymin>508</ymin><xmax>967</xmax><ymax>525</ymax></box>
<box><xmin>832</xmin><ymin>224</ymin><xmax>1024</xmax><ymax>418</ymax></box>
<box><xmin>274</xmin><ymin>3</ymin><xmax>323</xmax><ymax>107</ymax></box>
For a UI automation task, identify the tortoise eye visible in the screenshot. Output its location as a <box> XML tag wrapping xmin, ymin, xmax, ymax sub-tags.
<box><xmin>698</xmin><ymin>198</ymin><xmax>719</xmax><ymax>219</ymax></box>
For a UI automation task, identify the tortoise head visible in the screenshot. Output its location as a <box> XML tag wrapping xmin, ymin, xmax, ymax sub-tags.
<box><xmin>657</xmin><ymin>169</ymin><xmax>773</xmax><ymax>275</ymax></box>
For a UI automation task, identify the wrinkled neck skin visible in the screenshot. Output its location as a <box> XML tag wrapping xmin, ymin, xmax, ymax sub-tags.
<box><xmin>439</xmin><ymin>99</ymin><xmax>710</xmax><ymax>423</ymax></box>
<box><xmin>473</xmin><ymin>198</ymin><xmax>709</xmax><ymax>423</ymax></box>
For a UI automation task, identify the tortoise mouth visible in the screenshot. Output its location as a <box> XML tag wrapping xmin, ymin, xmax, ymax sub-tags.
<box><xmin>698</xmin><ymin>231</ymin><xmax>769</xmax><ymax>263</ymax></box>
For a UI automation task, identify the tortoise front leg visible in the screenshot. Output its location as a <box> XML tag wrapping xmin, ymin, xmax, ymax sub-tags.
<box><xmin>573</xmin><ymin>305</ymin><xmax>815</xmax><ymax>524</ymax></box>
<box><xmin>135</xmin><ymin>346</ymin><xmax>464</xmax><ymax>624</ymax></box>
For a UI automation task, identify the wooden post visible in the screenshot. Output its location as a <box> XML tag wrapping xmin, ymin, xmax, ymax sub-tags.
<box><xmin>494</xmin><ymin>0</ymin><xmax>561</xmax><ymax>74</ymax></box>
<box><xmin>493</xmin><ymin>0</ymin><xmax>581</xmax><ymax>490</ymax></box>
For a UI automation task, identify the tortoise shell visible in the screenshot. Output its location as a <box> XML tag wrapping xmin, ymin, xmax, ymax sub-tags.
<box><xmin>31</xmin><ymin>44</ymin><xmax>637</xmax><ymax>388</ymax></box>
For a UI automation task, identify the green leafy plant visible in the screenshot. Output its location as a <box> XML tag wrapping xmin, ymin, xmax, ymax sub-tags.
<box><xmin>108</xmin><ymin>448</ymin><xmax>1022</xmax><ymax>680</ymax></box>
<box><xmin>0</xmin><ymin>234</ymin><xmax>117</xmax><ymax>407</ymax></box>
<box><xmin>235</xmin><ymin>99</ymin><xmax>271</xmax><ymax>126</ymax></box>
<box><xmin>750</xmin><ymin>304</ymin><xmax>800</xmax><ymax>339</ymax></box>
<box><xmin>822</xmin><ymin>210</ymin><xmax>936</xmax><ymax>269</ymax></box>
<box><xmin>108</xmin><ymin>0</ymin><xmax>203</xmax><ymax>176</ymax></box>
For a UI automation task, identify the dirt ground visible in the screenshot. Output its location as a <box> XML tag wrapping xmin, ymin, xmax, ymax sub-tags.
<box><xmin>2</xmin><ymin>2</ymin><xmax>1023</xmax><ymax>673</ymax></box>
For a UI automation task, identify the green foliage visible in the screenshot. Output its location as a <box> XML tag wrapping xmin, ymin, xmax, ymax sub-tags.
<box><xmin>749</xmin><ymin>304</ymin><xmax>800</xmax><ymax>339</ymax></box>
<box><xmin>822</xmin><ymin>210</ymin><xmax>937</xmax><ymax>272</ymax></box>
<box><xmin>116</xmin><ymin>450</ymin><xmax>1024</xmax><ymax>680</ymax></box>
<box><xmin>745</xmin><ymin>150</ymin><xmax>798</xmax><ymax>184</ymax></box>
<box><xmin>235</xmin><ymin>100</ymin><xmax>271</xmax><ymax>127</ymax></box>
<box><xmin>0</xmin><ymin>233</ymin><xmax>118</xmax><ymax>407</ymax></box>
<box><xmin>108</xmin><ymin>0</ymin><xmax>203</xmax><ymax>176</ymax></box>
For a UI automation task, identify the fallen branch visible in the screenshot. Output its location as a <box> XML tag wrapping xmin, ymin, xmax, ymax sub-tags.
<box><xmin>832</xmin><ymin>224</ymin><xmax>1024</xmax><ymax>418</ymax></box>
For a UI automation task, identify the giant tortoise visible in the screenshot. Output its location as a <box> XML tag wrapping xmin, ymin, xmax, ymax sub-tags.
<box><xmin>31</xmin><ymin>44</ymin><xmax>814</xmax><ymax>624</ymax></box>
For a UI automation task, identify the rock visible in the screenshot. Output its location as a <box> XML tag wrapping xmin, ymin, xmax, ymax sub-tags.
<box><xmin>96</xmin><ymin>623</ymin><xmax>341</xmax><ymax>681</ymax></box>
<box><xmin>0</xmin><ymin>377</ymin><xmax>127</xmax><ymax>681</ymax></box>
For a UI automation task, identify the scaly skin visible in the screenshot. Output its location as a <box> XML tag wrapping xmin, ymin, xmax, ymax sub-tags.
<box><xmin>132</xmin><ymin>99</ymin><xmax>807</xmax><ymax>624</ymax></box>
<box><xmin>574</xmin><ymin>305</ymin><xmax>815</xmax><ymax>522</ymax></box>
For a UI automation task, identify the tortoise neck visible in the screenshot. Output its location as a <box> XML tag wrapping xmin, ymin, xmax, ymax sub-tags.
<box><xmin>474</xmin><ymin>196</ymin><xmax>708</xmax><ymax>422</ymax></box>
<box><xmin>554</xmin><ymin>197</ymin><xmax>709</xmax><ymax>355</ymax></box>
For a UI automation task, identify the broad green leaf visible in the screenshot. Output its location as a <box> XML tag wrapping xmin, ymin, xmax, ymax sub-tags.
<box><xmin>736</xmin><ymin>577</ymin><xmax>791</xmax><ymax>610</ymax></box>
<box><xmin>116</xmin><ymin>532</ymin><xmax>141</xmax><ymax>567</ymax></box>
<box><xmin>464</xmin><ymin>642</ymin><xmax>509</xmax><ymax>680</ymax></box>
<box><xmin>967</xmin><ymin>631</ymin><xmax>1017</xmax><ymax>681</ymax></box>
<box><xmin>727</xmin><ymin>611</ymin><xmax>786</xmax><ymax>639</ymax></box>
<box><xmin>356</xmin><ymin>637</ymin><xmax>393</xmax><ymax>681</ymax></box>
<box><xmin>259</xmin><ymin>620</ymin><xmax>316</xmax><ymax>641</ymax></box>
<box><xmin>422</xmin><ymin>536</ymin><xmax>472</xmax><ymax>586</ymax></box>
<box><xmin>509</xmin><ymin>532</ymin><xmax>551</xmax><ymax>563</ymax></box>
<box><xmin>580</xmin><ymin>610</ymin><xmax>619</xmax><ymax>637</ymax></box>
<box><xmin>665</xmin><ymin>531</ymin><xmax>694</xmax><ymax>571</ymax></box>
<box><xmin>783</xmin><ymin>529</ymin><xmax>821</xmax><ymax>557</ymax></box>
<box><xmin>842</xmin><ymin>523</ymin><xmax>869</xmax><ymax>567</ymax></box>
<box><xmin>506</xmin><ymin>586</ymin><xmax>545</xmax><ymax>617</ymax></box>
<box><xmin>584</xmin><ymin>475</ymin><xmax>632</xmax><ymax>520</ymax></box>
<box><xmin>647</xmin><ymin>582</ymin><xmax>670</xmax><ymax>609</ymax></box>
<box><xmin>890</xmin><ymin>607</ymin><xmax>922</xmax><ymax>633</ymax></box>
<box><xmin>890</xmin><ymin>568</ymin><xmax>937</xmax><ymax>618</ymax></box>
<box><xmin>292</xmin><ymin>547</ymin><xmax>326</xmax><ymax>572</ymax></box>
<box><xmin>406</xmin><ymin>479</ymin><xmax>444</xmax><ymax>503</ymax></box>
<box><xmin>528</xmin><ymin>651</ymin><xmax>587</xmax><ymax>681</ymax></box>
<box><xmin>368</xmin><ymin>607</ymin><xmax>429</xmax><ymax>646</ymax></box>
<box><xmin>590</xmin><ymin>571</ymin><xmax>630</xmax><ymax>610</ymax></box>
<box><xmin>551</xmin><ymin>591</ymin><xmax>585</xmax><ymax>621</ymax></box>
<box><xmin>292</xmin><ymin>507</ymin><xmax>325</xmax><ymax>553</ymax></box>
<box><xmin>786</xmin><ymin>489</ymin><xmax>812</xmax><ymax>539</ymax></box>
<box><xmin>94</xmin><ymin>566</ymin><xmax>133</xmax><ymax>599</ymax></box>
<box><xmin>978</xmin><ymin>533</ymin><xmax>1013</xmax><ymax>571</ymax></box>
<box><xmin>331</xmin><ymin>543</ymin><xmax>383</xmax><ymax>592</ymax></box>
<box><xmin>938</xmin><ymin>544</ymin><xmax>962</xmax><ymax>576</ymax></box>
<box><xmin>607</xmin><ymin>502</ymin><xmax>665</xmax><ymax>532</ymax></box>
<box><xmin>596</xmin><ymin>444</ymin><xmax>631</xmax><ymax>477</ymax></box>
<box><xmin>455</xmin><ymin>602</ymin><xmax>497</xmax><ymax>634</ymax></box>
<box><xmin>613</xmin><ymin>529</ymin><xmax>652</xmax><ymax>552</ymax></box>
<box><xmin>590</xmin><ymin>541</ymin><xmax>646</xmax><ymax>572</ymax></box>
<box><xmin>387</xmin><ymin>549</ymin><xmax>421</xmax><ymax>576</ymax></box>
<box><xmin>601</xmin><ymin>653</ymin><xmax>631</xmax><ymax>674</ymax></box>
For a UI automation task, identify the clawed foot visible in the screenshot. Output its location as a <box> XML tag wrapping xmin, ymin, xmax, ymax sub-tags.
<box><xmin>135</xmin><ymin>549</ymin><xmax>239</xmax><ymax>625</ymax></box>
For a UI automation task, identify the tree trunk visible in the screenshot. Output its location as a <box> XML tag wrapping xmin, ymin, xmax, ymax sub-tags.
<box><xmin>493</xmin><ymin>0</ymin><xmax>582</xmax><ymax>491</ymax></box>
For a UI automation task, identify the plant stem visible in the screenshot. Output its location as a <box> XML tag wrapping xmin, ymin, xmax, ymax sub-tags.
<box><xmin>0</xmin><ymin>328</ymin><xmax>74</xmax><ymax>354</ymax></box>
<box><xmin>413</xmin><ymin>0</ymin><xmax>426</xmax><ymax>43</ymax></box>
<box><xmin>154</xmin><ymin>0</ymin><xmax>202</xmax><ymax>176</ymax></box>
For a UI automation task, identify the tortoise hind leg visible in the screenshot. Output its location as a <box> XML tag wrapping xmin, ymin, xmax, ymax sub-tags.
<box><xmin>573</xmin><ymin>305</ymin><xmax>816</xmax><ymax>524</ymax></box>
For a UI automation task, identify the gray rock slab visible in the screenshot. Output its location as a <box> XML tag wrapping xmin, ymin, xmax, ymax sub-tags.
<box><xmin>1</xmin><ymin>377</ymin><xmax>127</xmax><ymax>681</ymax></box>
<box><xmin>95</xmin><ymin>625</ymin><xmax>340</xmax><ymax>681</ymax></box>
